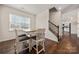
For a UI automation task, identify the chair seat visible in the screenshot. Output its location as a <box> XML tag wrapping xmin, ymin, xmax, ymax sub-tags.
<box><xmin>18</xmin><ymin>34</ymin><xmax>30</xmax><ymax>42</ymax></box>
<box><xmin>30</xmin><ymin>36</ymin><xmax>36</xmax><ymax>40</ymax></box>
<box><xmin>19</xmin><ymin>36</ymin><xmax>30</xmax><ymax>42</ymax></box>
<box><xmin>19</xmin><ymin>36</ymin><xmax>36</xmax><ymax>41</ymax></box>
<box><xmin>18</xmin><ymin>34</ymin><xmax>26</xmax><ymax>37</ymax></box>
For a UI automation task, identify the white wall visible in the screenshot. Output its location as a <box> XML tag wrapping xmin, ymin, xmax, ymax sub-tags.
<box><xmin>0</xmin><ymin>6</ymin><xmax>3</xmax><ymax>40</ymax></box>
<box><xmin>0</xmin><ymin>6</ymin><xmax>36</xmax><ymax>42</ymax></box>
<box><xmin>77</xmin><ymin>9</ymin><xmax>79</xmax><ymax>37</ymax></box>
<box><xmin>36</xmin><ymin>9</ymin><xmax>58</xmax><ymax>42</ymax></box>
<box><xmin>0</xmin><ymin>8</ymin><xmax>1</xmax><ymax>39</ymax></box>
<box><xmin>49</xmin><ymin>11</ymin><xmax>60</xmax><ymax>26</ymax></box>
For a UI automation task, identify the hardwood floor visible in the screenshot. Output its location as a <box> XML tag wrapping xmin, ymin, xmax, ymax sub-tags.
<box><xmin>0</xmin><ymin>33</ymin><xmax>79</xmax><ymax>54</ymax></box>
<box><xmin>0</xmin><ymin>39</ymin><xmax>15</xmax><ymax>54</ymax></box>
<box><xmin>56</xmin><ymin>34</ymin><xmax>78</xmax><ymax>54</ymax></box>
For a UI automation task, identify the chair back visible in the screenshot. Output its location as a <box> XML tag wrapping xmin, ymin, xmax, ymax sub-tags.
<box><xmin>36</xmin><ymin>29</ymin><xmax>45</xmax><ymax>40</ymax></box>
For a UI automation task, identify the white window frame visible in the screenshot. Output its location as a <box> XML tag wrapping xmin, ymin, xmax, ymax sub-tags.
<box><xmin>9</xmin><ymin>14</ymin><xmax>31</xmax><ymax>31</ymax></box>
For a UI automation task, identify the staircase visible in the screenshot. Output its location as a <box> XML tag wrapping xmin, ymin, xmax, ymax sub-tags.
<box><xmin>48</xmin><ymin>20</ymin><xmax>60</xmax><ymax>41</ymax></box>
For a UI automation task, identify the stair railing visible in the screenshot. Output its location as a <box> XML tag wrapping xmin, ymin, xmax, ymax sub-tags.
<box><xmin>48</xmin><ymin>20</ymin><xmax>59</xmax><ymax>41</ymax></box>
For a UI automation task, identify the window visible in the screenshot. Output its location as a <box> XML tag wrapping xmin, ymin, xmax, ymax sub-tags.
<box><xmin>9</xmin><ymin>14</ymin><xmax>30</xmax><ymax>31</ymax></box>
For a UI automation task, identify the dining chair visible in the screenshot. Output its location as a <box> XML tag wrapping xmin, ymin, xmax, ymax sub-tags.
<box><xmin>14</xmin><ymin>29</ymin><xmax>30</xmax><ymax>54</ymax></box>
<box><xmin>32</xmin><ymin>29</ymin><xmax>45</xmax><ymax>54</ymax></box>
<box><xmin>25</xmin><ymin>31</ymin><xmax>36</xmax><ymax>53</ymax></box>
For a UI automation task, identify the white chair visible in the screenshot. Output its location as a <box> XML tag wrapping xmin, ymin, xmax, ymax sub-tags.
<box><xmin>32</xmin><ymin>29</ymin><xmax>45</xmax><ymax>54</ymax></box>
<box><xmin>25</xmin><ymin>31</ymin><xmax>36</xmax><ymax>53</ymax></box>
<box><xmin>14</xmin><ymin>29</ymin><xmax>30</xmax><ymax>54</ymax></box>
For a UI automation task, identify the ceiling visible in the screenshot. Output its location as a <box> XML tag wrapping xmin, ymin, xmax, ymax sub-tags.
<box><xmin>2</xmin><ymin>4</ymin><xmax>79</xmax><ymax>15</ymax></box>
